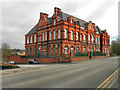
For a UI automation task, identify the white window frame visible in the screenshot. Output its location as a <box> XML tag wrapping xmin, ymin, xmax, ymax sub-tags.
<box><xmin>34</xmin><ymin>35</ymin><xmax>36</xmax><ymax>43</ymax></box>
<box><xmin>58</xmin><ymin>28</ymin><xmax>61</xmax><ymax>39</ymax></box>
<box><xmin>42</xmin><ymin>32</ymin><xmax>44</xmax><ymax>41</ymax></box>
<box><xmin>27</xmin><ymin>37</ymin><xmax>29</xmax><ymax>44</ymax></box>
<box><xmin>53</xmin><ymin>29</ymin><xmax>56</xmax><ymax>39</ymax></box>
<box><xmin>71</xmin><ymin>30</ymin><xmax>73</xmax><ymax>40</ymax></box>
<box><xmin>76</xmin><ymin>31</ymin><xmax>78</xmax><ymax>40</ymax></box>
<box><xmin>30</xmin><ymin>36</ymin><xmax>32</xmax><ymax>43</ymax></box>
<box><xmin>45</xmin><ymin>31</ymin><xmax>47</xmax><ymax>41</ymax></box>
<box><xmin>64</xmin><ymin>28</ymin><xmax>67</xmax><ymax>38</ymax></box>
<box><xmin>49</xmin><ymin>31</ymin><xmax>51</xmax><ymax>40</ymax></box>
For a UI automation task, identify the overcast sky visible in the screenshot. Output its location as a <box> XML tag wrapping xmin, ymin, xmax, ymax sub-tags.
<box><xmin>0</xmin><ymin>0</ymin><xmax>119</xmax><ymax>49</ymax></box>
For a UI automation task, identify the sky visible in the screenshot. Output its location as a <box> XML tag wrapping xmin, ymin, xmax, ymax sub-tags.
<box><xmin>0</xmin><ymin>0</ymin><xmax>119</xmax><ymax>49</ymax></box>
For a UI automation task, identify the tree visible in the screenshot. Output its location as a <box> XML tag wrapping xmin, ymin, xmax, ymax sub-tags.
<box><xmin>2</xmin><ymin>43</ymin><xmax>11</xmax><ymax>62</ymax></box>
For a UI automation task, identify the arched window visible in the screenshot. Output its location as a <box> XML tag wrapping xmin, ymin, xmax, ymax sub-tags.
<box><xmin>53</xmin><ymin>45</ymin><xmax>56</xmax><ymax>54</ymax></box>
<box><xmin>64</xmin><ymin>28</ymin><xmax>67</xmax><ymax>38</ymax></box>
<box><xmin>58</xmin><ymin>45</ymin><xmax>60</xmax><ymax>54</ymax></box>
<box><xmin>30</xmin><ymin>36</ymin><xmax>32</xmax><ymax>43</ymax></box>
<box><xmin>88</xmin><ymin>34</ymin><xmax>91</xmax><ymax>43</ymax></box>
<box><xmin>71</xmin><ymin>30</ymin><xmax>73</xmax><ymax>40</ymax></box>
<box><xmin>30</xmin><ymin>47</ymin><xmax>32</xmax><ymax>55</ymax></box>
<box><xmin>96</xmin><ymin>48</ymin><xmax>97</xmax><ymax>52</ymax></box>
<box><xmin>76</xmin><ymin>46</ymin><xmax>79</xmax><ymax>53</ymax></box>
<box><xmin>84</xmin><ymin>34</ymin><xmax>86</xmax><ymax>42</ymax></box>
<box><xmin>49</xmin><ymin>31</ymin><xmax>51</xmax><ymax>40</ymax></box>
<box><xmin>49</xmin><ymin>45</ymin><xmax>51</xmax><ymax>54</ymax></box>
<box><xmin>84</xmin><ymin>47</ymin><xmax>86</xmax><ymax>53</ymax></box>
<box><xmin>27</xmin><ymin>37</ymin><xmax>29</xmax><ymax>44</ymax></box>
<box><xmin>92</xmin><ymin>35</ymin><xmax>94</xmax><ymax>44</ymax></box>
<box><xmin>42</xmin><ymin>32</ymin><xmax>44</xmax><ymax>41</ymax></box>
<box><xmin>34</xmin><ymin>47</ymin><xmax>36</xmax><ymax>55</ymax></box>
<box><xmin>53</xmin><ymin>29</ymin><xmax>56</xmax><ymax>39</ymax></box>
<box><xmin>58</xmin><ymin>28</ymin><xmax>61</xmax><ymax>39</ymax></box>
<box><xmin>64</xmin><ymin>45</ymin><xmax>68</xmax><ymax>54</ymax></box>
<box><xmin>70</xmin><ymin>46</ymin><xmax>74</xmax><ymax>53</ymax></box>
<box><xmin>34</xmin><ymin>35</ymin><xmax>36</xmax><ymax>43</ymax></box>
<box><xmin>81</xmin><ymin>34</ymin><xmax>83</xmax><ymax>42</ymax></box>
<box><xmin>45</xmin><ymin>31</ymin><xmax>47</xmax><ymax>41</ymax></box>
<box><xmin>89</xmin><ymin>47</ymin><xmax>91</xmax><ymax>52</ymax></box>
<box><xmin>76</xmin><ymin>31</ymin><xmax>79</xmax><ymax>40</ymax></box>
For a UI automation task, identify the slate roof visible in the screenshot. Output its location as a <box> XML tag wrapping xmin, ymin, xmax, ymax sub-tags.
<box><xmin>26</xmin><ymin>9</ymin><xmax>104</xmax><ymax>35</ymax></box>
<box><xmin>25</xmin><ymin>25</ymin><xmax>36</xmax><ymax>35</ymax></box>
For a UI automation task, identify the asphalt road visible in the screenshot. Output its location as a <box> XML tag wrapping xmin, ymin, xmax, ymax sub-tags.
<box><xmin>2</xmin><ymin>57</ymin><xmax>119</xmax><ymax>88</ymax></box>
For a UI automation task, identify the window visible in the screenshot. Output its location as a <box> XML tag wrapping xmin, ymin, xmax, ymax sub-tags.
<box><xmin>98</xmin><ymin>38</ymin><xmax>100</xmax><ymax>44</ymax></box>
<box><xmin>88</xmin><ymin>34</ymin><xmax>91</xmax><ymax>43</ymax></box>
<box><xmin>84</xmin><ymin>47</ymin><xmax>86</xmax><ymax>53</ymax></box>
<box><xmin>70</xmin><ymin>46</ymin><xmax>74</xmax><ymax>53</ymax></box>
<box><xmin>80</xmin><ymin>27</ymin><xmax>84</xmax><ymax>29</ymax></box>
<box><xmin>76</xmin><ymin>31</ymin><xmax>79</xmax><ymax>40</ymax></box>
<box><xmin>49</xmin><ymin>45</ymin><xmax>51</xmax><ymax>54</ymax></box>
<box><xmin>38</xmin><ymin>47</ymin><xmax>40</xmax><ymax>54</ymax></box>
<box><xmin>64</xmin><ymin>45</ymin><xmax>68</xmax><ymax>54</ymax></box>
<box><xmin>53</xmin><ymin>30</ymin><xmax>56</xmax><ymax>39</ymax></box>
<box><xmin>96</xmin><ymin>37</ymin><xmax>98</xmax><ymax>44</ymax></box>
<box><xmin>58</xmin><ymin>45</ymin><xmax>60</xmax><ymax>54</ymax></box>
<box><xmin>30</xmin><ymin>36</ymin><xmax>32</xmax><ymax>43</ymax></box>
<box><xmin>81</xmin><ymin>47</ymin><xmax>82</xmax><ymax>53</ymax></box>
<box><xmin>42</xmin><ymin>32</ymin><xmax>44</xmax><ymax>41</ymax></box>
<box><xmin>96</xmin><ymin>48</ymin><xmax>97</xmax><ymax>52</ymax></box>
<box><xmin>42</xmin><ymin>51</ymin><xmax>44</xmax><ymax>55</ymax></box>
<box><xmin>92</xmin><ymin>35</ymin><xmax>94</xmax><ymax>44</ymax></box>
<box><xmin>92</xmin><ymin>48</ymin><xmax>94</xmax><ymax>52</ymax></box>
<box><xmin>90</xmin><ymin>26</ymin><xmax>92</xmax><ymax>29</ymax></box>
<box><xmin>81</xmin><ymin>34</ymin><xmax>83</xmax><ymax>42</ymax></box>
<box><xmin>26</xmin><ymin>48</ymin><xmax>28</xmax><ymax>55</ymax></box>
<box><xmin>71</xmin><ymin>19</ymin><xmax>73</xmax><ymax>23</ymax></box>
<box><xmin>34</xmin><ymin>35</ymin><xmax>36</xmax><ymax>43</ymax></box>
<box><xmin>27</xmin><ymin>37</ymin><xmax>29</xmax><ymax>44</ymax></box>
<box><xmin>30</xmin><ymin>47</ymin><xmax>32</xmax><ymax>55</ymax></box>
<box><xmin>103</xmin><ymin>39</ymin><xmax>104</xmax><ymax>45</ymax></box>
<box><xmin>53</xmin><ymin>45</ymin><xmax>56</xmax><ymax>54</ymax></box>
<box><xmin>89</xmin><ymin>47</ymin><xmax>91</xmax><ymax>52</ymax></box>
<box><xmin>84</xmin><ymin>34</ymin><xmax>86</xmax><ymax>42</ymax></box>
<box><xmin>34</xmin><ymin>47</ymin><xmax>36</xmax><ymax>55</ymax></box>
<box><xmin>64</xmin><ymin>28</ymin><xmax>67</xmax><ymax>38</ymax></box>
<box><xmin>53</xmin><ymin>19</ymin><xmax>56</xmax><ymax>25</ymax></box>
<box><xmin>71</xmin><ymin>30</ymin><xmax>73</xmax><ymax>40</ymax></box>
<box><xmin>38</xmin><ymin>36</ymin><xmax>41</xmax><ymax>42</ymax></box>
<box><xmin>76</xmin><ymin>46</ymin><xmax>79</xmax><ymax>53</ymax></box>
<box><xmin>58</xmin><ymin>28</ymin><xmax>61</xmax><ymax>39</ymax></box>
<box><xmin>45</xmin><ymin>31</ymin><xmax>47</xmax><ymax>41</ymax></box>
<box><xmin>45</xmin><ymin>51</ymin><xmax>47</xmax><ymax>55</ymax></box>
<box><xmin>49</xmin><ymin>31</ymin><xmax>51</xmax><ymax>40</ymax></box>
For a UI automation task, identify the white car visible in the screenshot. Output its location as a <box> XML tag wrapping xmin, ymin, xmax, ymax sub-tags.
<box><xmin>8</xmin><ymin>61</ymin><xmax>15</xmax><ymax>65</ymax></box>
<box><xmin>29</xmin><ymin>59</ymin><xmax>39</xmax><ymax>64</ymax></box>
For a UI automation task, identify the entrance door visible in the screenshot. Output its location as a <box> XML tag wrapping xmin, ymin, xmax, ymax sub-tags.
<box><xmin>89</xmin><ymin>52</ymin><xmax>92</xmax><ymax>59</ymax></box>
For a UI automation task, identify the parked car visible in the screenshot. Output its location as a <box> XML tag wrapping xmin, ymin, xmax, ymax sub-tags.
<box><xmin>29</xmin><ymin>59</ymin><xmax>39</xmax><ymax>64</ymax></box>
<box><xmin>8</xmin><ymin>61</ymin><xmax>15</xmax><ymax>65</ymax></box>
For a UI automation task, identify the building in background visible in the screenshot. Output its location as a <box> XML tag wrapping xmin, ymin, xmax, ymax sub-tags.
<box><xmin>25</xmin><ymin>7</ymin><xmax>110</xmax><ymax>57</ymax></box>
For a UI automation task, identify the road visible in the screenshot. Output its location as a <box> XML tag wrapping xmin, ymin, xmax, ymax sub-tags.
<box><xmin>2</xmin><ymin>57</ymin><xmax>119</xmax><ymax>88</ymax></box>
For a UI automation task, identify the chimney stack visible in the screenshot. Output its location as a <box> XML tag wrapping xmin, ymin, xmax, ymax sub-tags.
<box><xmin>40</xmin><ymin>12</ymin><xmax>48</xmax><ymax>19</ymax></box>
<box><xmin>54</xmin><ymin>7</ymin><xmax>61</xmax><ymax>15</ymax></box>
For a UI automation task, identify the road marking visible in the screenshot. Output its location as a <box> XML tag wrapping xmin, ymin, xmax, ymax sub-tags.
<box><xmin>95</xmin><ymin>67</ymin><xmax>120</xmax><ymax>89</ymax></box>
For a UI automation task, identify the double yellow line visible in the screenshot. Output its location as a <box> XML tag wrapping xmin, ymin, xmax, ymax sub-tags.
<box><xmin>95</xmin><ymin>67</ymin><xmax>120</xmax><ymax>89</ymax></box>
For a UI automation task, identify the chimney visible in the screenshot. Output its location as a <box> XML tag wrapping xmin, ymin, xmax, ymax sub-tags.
<box><xmin>54</xmin><ymin>7</ymin><xmax>61</xmax><ymax>15</ymax></box>
<box><xmin>40</xmin><ymin>12</ymin><xmax>48</xmax><ymax>19</ymax></box>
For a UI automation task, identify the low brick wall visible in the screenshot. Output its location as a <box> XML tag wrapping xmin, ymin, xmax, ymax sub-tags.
<box><xmin>71</xmin><ymin>56</ymin><xmax>89</xmax><ymax>62</ymax></box>
<box><xmin>7</xmin><ymin>55</ymin><xmax>58</xmax><ymax>64</ymax></box>
<box><xmin>92</xmin><ymin>56</ymin><xmax>107</xmax><ymax>59</ymax></box>
<box><xmin>7</xmin><ymin>55</ymin><xmax>108</xmax><ymax>64</ymax></box>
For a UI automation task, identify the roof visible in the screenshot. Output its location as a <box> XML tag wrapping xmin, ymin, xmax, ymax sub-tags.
<box><xmin>26</xmin><ymin>25</ymin><xmax>36</xmax><ymax>35</ymax></box>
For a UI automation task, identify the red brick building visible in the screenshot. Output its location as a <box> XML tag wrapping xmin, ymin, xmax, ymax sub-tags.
<box><xmin>25</xmin><ymin>7</ymin><xmax>110</xmax><ymax>57</ymax></box>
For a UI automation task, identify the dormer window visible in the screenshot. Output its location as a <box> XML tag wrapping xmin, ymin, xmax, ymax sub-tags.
<box><xmin>71</xmin><ymin>19</ymin><xmax>73</xmax><ymax>23</ymax></box>
<box><xmin>53</xmin><ymin>18</ymin><xmax>56</xmax><ymax>25</ymax></box>
<box><xmin>90</xmin><ymin>26</ymin><xmax>92</xmax><ymax>29</ymax></box>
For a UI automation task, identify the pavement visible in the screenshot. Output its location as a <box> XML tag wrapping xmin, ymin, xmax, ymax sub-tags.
<box><xmin>2</xmin><ymin>57</ymin><xmax>119</xmax><ymax>88</ymax></box>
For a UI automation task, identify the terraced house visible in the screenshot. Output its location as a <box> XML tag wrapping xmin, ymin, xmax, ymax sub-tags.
<box><xmin>25</xmin><ymin>7</ymin><xmax>110</xmax><ymax>58</ymax></box>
